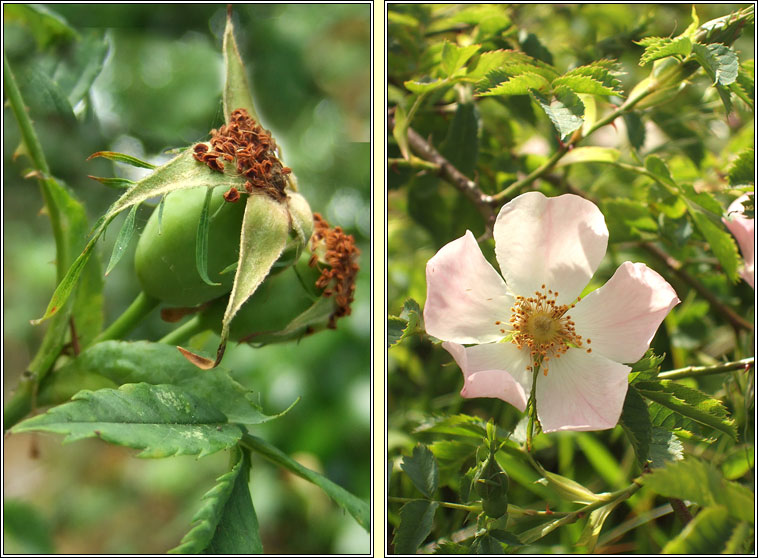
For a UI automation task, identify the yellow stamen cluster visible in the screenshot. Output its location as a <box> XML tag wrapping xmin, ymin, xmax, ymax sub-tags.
<box><xmin>500</xmin><ymin>284</ymin><xmax>591</xmax><ymax>375</ymax></box>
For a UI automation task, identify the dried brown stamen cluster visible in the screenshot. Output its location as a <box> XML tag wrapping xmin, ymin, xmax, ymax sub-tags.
<box><xmin>500</xmin><ymin>285</ymin><xmax>590</xmax><ymax>375</ymax></box>
<box><xmin>192</xmin><ymin>108</ymin><xmax>291</xmax><ymax>202</ymax></box>
<box><xmin>309</xmin><ymin>213</ymin><xmax>360</xmax><ymax>329</ymax></box>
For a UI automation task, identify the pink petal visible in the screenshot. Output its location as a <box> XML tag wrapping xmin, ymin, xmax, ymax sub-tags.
<box><xmin>442</xmin><ymin>341</ymin><xmax>532</xmax><ymax>411</ymax></box>
<box><xmin>424</xmin><ymin>231</ymin><xmax>514</xmax><ymax>344</ymax></box>
<box><xmin>569</xmin><ymin>262</ymin><xmax>680</xmax><ymax>364</ymax></box>
<box><xmin>493</xmin><ymin>192</ymin><xmax>608</xmax><ymax>304</ymax></box>
<box><xmin>723</xmin><ymin>195</ymin><xmax>754</xmax><ymax>288</ymax></box>
<box><xmin>536</xmin><ymin>349</ymin><xmax>630</xmax><ymax>432</ymax></box>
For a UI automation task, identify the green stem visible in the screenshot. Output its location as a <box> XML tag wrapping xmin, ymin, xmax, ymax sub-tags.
<box><xmin>658</xmin><ymin>358</ymin><xmax>754</xmax><ymax>380</ymax></box>
<box><xmin>3</xmin><ymin>53</ymin><xmax>50</xmax><ymax>175</ymax></box>
<box><xmin>388</xmin><ymin>496</ymin><xmax>480</xmax><ymax>512</ymax></box>
<box><xmin>92</xmin><ymin>292</ymin><xmax>159</xmax><ymax>345</ymax></box>
<box><xmin>158</xmin><ymin>315</ymin><xmax>206</xmax><ymax>345</ymax></box>
<box><xmin>489</xmin><ymin>80</ymin><xmax>657</xmax><ymax>205</ymax></box>
<box><xmin>525</xmin><ymin>364</ymin><xmax>541</xmax><ymax>452</ymax></box>
<box><xmin>491</xmin><ymin>147</ymin><xmax>568</xmax><ymax>204</ymax></box>
<box><xmin>3</xmin><ymin>378</ymin><xmax>36</xmax><ymax>431</ymax></box>
<box><xmin>580</xmin><ymin>83</ymin><xmax>656</xmax><ymax>140</ymax></box>
<box><xmin>387</xmin><ymin>157</ymin><xmax>440</xmax><ymax>171</ymax></box>
<box><xmin>520</xmin><ymin>478</ymin><xmax>644</xmax><ymax>544</ymax></box>
<box><xmin>4</xmin><ymin>53</ymin><xmax>68</xmax><ymax>280</ymax></box>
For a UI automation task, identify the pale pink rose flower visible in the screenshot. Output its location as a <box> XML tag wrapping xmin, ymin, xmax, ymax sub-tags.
<box><xmin>424</xmin><ymin>192</ymin><xmax>680</xmax><ymax>432</ymax></box>
<box><xmin>723</xmin><ymin>194</ymin><xmax>754</xmax><ymax>288</ymax></box>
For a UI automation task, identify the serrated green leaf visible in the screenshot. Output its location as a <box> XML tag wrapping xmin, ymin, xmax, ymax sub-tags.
<box><xmin>18</xmin><ymin>65</ymin><xmax>76</xmax><ymax>125</ymax></box>
<box><xmin>465</xmin><ymin>50</ymin><xmax>513</xmax><ymax>81</ymax></box>
<box><xmin>471</xmin><ymin>534</ymin><xmax>504</xmax><ymax>554</ymax></box>
<box><xmin>401</xmin><ymin>299</ymin><xmax>422</xmax><ymax>330</ymax></box>
<box><xmin>692</xmin><ymin>43</ymin><xmax>739</xmax><ymax>86</ymax></box>
<box><xmin>441</xmin><ymin>101</ymin><xmax>479</xmax><ymax>177</ymax></box>
<box><xmin>87</xmin><ymin>151</ymin><xmax>156</xmax><ymax>169</ymax></box>
<box><xmin>195</xmin><ymin>187</ymin><xmax>222</xmax><ymax>287</ymax></box>
<box><xmin>728</xmin><ymin>147</ymin><xmax>755</xmax><ymax>186</ymax></box>
<box><xmin>530</xmin><ymin>86</ymin><xmax>584</xmax><ymax>141</ymax></box>
<box><xmin>222</xmin><ymin>7</ymin><xmax>258</xmax><ymax>123</ymax></box>
<box><xmin>715</xmin><ymin>83</ymin><xmax>734</xmax><ymax>114</ymax></box>
<box><xmin>677</xmin><ymin>182</ymin><xmax>722</xmax><ymax>215</ymax></box>
<box><xmin>520</xmin><ymin>31</ymin><xmax>554</xmax><ymax>65</ymax></box>
<box><xmin>388</xmin><ymin>316</ymin><xmax>407</xmax><ymax>348</ymax></box>
<box><xmin>39</xmin><ymin>341</ymin><xmax>288</xmax><ymax>425</ymax></box>
<box><xmin>401</xmin><ymin>445</ymin><xmax>439</xmax><ymax>498</ymax></box>
<box><xmin>441</xmin><ymin>41</ymin><xmax>480</xmax><ymax>77</ymax></box>
<box><xmin>12</xmin><ymin>383</ymin><xmax>243</xmax><ymax>458</ymax></box>
<box><xmin>488</xmin><ymin>529</ymin><xmax>523</xmax><ymax>546</ymax></box>
<box><xmin>623</xmin><ymin>112</ymin><xmax>646</xmax><ymax>150</ymax></box>
<box><xmin>695</xmin><ymin>6</ymin><xmax>754</xmax><ymax>46</ymax></box>
<box><xmin>104</xmin><ymin>203</ymin><xmax>138</xmax><ymax>276</ymax></box>
<box><xmin>428</xmin><ymin>440</ymin><xmax>477</xmax><ymax>469</ymax></box>
<box><xmin>620</xmin><ymin>386</ymin><xmax>652</xmax><ymax>467</ymax></box>
<box><xmin>393</xmin><ymin>500</ymin><xmax>438</xmax><ymax>554</ymax></box>
<box><xmin>171</xmin><ymin>447</ymin><xmax>262</xmax><ymax>554</ymax></box>
<box><xmin>478</xmin><ymin>72</ymin><xmax>550</xmax><ymax>97</ymax></box>
<box><xmin>648</xmin><ymin>426</ymin><xmax>683</xmax><ymax>468</ymax></box>
<box><xmin>551</xmin><ymin>74</ymin><xmax>618</xmax><ymax>96</ymax></box>
<box><xmin>643</xmin><ymin>458</ymin><xmax>754</xmax><ymax>522</ymax></box>
<box><xmin>663</xmin><ymin>506</ymin><xmax>738</xmax><ymax>554</ymax></box>
<box><xmin>636</xmin><ymin>380</ymin><xmax>737</xmax><ymax>439</ymax></box>
<box><xmin>243</xmin><ymin>433</ymin><xmax>369</xmax><ymax>531</ymax></box>
<box><xmin>414</xmin><ymin>413</ymin><xmax>489</xmax><ymax>439</ymax></box>
<box><xmin>556</xmin><ymin>146</ymin><xmax>620</xmax><ymax>167</ymax></box>
<box><xmin>388</xmin><ymin>298</ymin><xmax>424</xmax><ymax>348</ymax></box>
<box><xmin>689</xmin><ymin>207</ymin><xmax>741</xmax><ymax>282</ymax></box>
<box><xmin>636</xmin><ymin>36</ymin><xmax>692</xmax><ymax>65</ymax></box>
<box><xmin>440</xmin><ymin>4</ymin><xmax>512</xmax><ymax>37</ymax></box>
<box><xmin>730</xmin><ymin>59</ymin><xmax>754</xmax><ymax>107</ymax></box>
<box><xmin>643</xmin><ymin>155</ymin><xmax>677</xmax><ymax>190</ymax></box>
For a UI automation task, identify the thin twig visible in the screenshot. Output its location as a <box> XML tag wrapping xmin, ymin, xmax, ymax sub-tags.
<box><xmin>642</xmin><ymin>243</ymin><xmax>753</xmax><ymax>332</ymax></box>
<box><xmin>388</xmin><ymin>114</ymin><xmax>496</xmax><ymax>230</ymax></box>
<box><xmin>659</xmin><ymin>357</ymin><xmax>754</xmax><ymax>380</ymax></box>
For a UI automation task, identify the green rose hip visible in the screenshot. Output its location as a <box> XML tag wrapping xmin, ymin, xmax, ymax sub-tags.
<box><xmin>134</xmin><ymin>186</ymin><xmax>245</xmax><ymax>307</ymax></box>
<box><xmin>474</xmin><ymin>452</ymin><xmax>510</xmax><ymax>519</ymax></box>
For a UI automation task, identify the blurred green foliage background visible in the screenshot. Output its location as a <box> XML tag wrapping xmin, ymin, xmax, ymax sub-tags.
<box><xmin>388</xmin><ymin>3</ymin><xmax>753</xmax><ymax>554</ymax></box>
<box><xmin>4</xmin><ymin>3</ymin><xmax>370</xmax><ymax>554</ymax></box>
